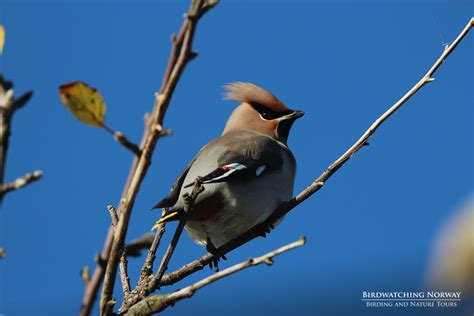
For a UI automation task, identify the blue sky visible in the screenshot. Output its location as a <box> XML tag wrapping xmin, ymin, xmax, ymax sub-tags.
<box><xmin>0</xmin><ymin>1</ymin><xmax>472</xmax><ymax>315</ymax></box>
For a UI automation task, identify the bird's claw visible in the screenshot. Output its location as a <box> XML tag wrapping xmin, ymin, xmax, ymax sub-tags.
<box><xmin>206</xmin><ymin>237</ymin><xmax>227</xmax><ymax>272</ymax></box>
<box><xmin>255</xmin><ymin>221</ymin><xmax>274</xmax><ymax>238</ymax></box>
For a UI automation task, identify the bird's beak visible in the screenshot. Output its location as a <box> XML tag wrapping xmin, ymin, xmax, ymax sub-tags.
<box><xmin>285</xmin><ymin>110</ymin><xmax>305</xmax><ymax>120</ymax></box>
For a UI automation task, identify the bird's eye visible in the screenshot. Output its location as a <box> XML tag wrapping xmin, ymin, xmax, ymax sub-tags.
<box><xmin>260</xmin><ymin>112</ymin><xmax>273</xmax><ymax>120</ymax></box>
<box><xmin>251</xmin><ymin>102</ymin><xmax>278</xmax><ymax>120</ymax></box>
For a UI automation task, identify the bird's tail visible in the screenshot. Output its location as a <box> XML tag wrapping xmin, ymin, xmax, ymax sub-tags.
<box><xmin>151</xmin><ymin>208</ymin><xmax>183</xmax><ymax>230</ymax></box>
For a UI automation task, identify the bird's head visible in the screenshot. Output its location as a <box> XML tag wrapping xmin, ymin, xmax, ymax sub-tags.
<box><xmin>222</xmin><ymin>82</ymin><xmax>304</xmax><ymax>144</ymax></box>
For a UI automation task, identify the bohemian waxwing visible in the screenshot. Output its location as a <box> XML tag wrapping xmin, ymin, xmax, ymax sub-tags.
<box><xmin>153</xmin><ymin>82</ymin><xmax>304</xmax><ymax>249</ymax></box>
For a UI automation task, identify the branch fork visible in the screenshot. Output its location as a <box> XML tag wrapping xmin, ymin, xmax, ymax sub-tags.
<box><xmin>125</xmin><ymin>237</ymin><xmax>306</xmax><ymax>315</ymax></box>
<box><xmin>119</xmin><ymin>179</ymin><xmax>204</xmax><ymax>314</ymax></box>
<box><xmin>0</xmin><ymin>75</ymin><xmax>40</xmax><ymax>202</ymax></box>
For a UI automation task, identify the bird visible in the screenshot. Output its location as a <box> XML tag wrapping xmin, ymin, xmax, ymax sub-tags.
<box><xmin>152</xmin><ymin>82</ymin><xmax>304</xmax><ymax>251</ymax></box>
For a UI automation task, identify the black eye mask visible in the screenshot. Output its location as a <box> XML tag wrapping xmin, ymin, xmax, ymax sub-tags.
<box><xmin>250</xmin><ymin>102</ymin><xmax>292</xmax><ymax>121</ymax></box>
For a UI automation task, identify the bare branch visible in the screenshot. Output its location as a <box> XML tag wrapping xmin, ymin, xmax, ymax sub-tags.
<box><xmin>149</xmin><ymin>179</ymin><xmax>204</xmax><ymax>289</ymax></box>
<box><xmin>125</xmin><ymin>237</ymin><xmax>306</xmax><ymax>316</ymax></box>
<box><xmin>102</xmin><ymin>124</ymin><xmax>142</xmax><ymax>156</ymax></box>
<box><xmin>0</xmin><ymin>170</ymin><xmax>43</xmax><ymax>197</ymax></box>
<box><xmin>136</xmin><ymin>216</ymin><xmax>168</xmax><ymax>281</ymax></box>
<box><xmin>80</xmin><ymin>115</ymin><xmax>152</xmax><ymax>316</ymax></box>
<box><xmin>114</xmin><ymin>132</ymin><xmax>142</xmax><ymax>156</ymax></box>
<box><xmin>124</xmin><ymin>233</ymin><xmax>156</xmax><ymax>258</ymax></box>
<box><xmin>120</xmin><ymin>227</ymin><xmax>166</xmax><ymax>312</ymax></box>
<box><xmin>81</xmin><ymin>266</ymin><xmax>91</xmax><ymax>285</ymax></box>
<box><xmin>107</xmin><ymin>205</ymin><xmax>119</xmax><ymax>227</ymax></box>
<box><xmin>107</xmin><ymin>205</ymin><xmax>132</xmax><ymax>303</ymax></box>
<box><xmin>98</xmin><ymin>1</ymin><xmax>217</xmax><ymax>314</ymax></box>
<box><xmin>12</xmin><ymin>91</ymin><xmax>33</xmax><ymax>111</ymax></box>
<box><xmin>157</xmin><ymin>17</ymin><xmax>474</xmax><ymax>288</ymax></box>
<box><xmin>120</xmin><ymin>180</ymin><xmax>204</xmax><ymax>314</ymax></box>
<box><xmin>119</xmin><ymin>254</ymin><xmax>132</xmax><ymax>298</ymax></box>
<box><xmin>0</xmin><ymin>75</ymin><xmax>40</xmax><ymax>203</ymax></box>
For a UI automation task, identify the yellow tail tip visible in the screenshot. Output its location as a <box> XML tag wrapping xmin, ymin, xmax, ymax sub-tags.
<box><xmin>151</xmin><ymin>222</ymin><xmax>161</xmax><ymax>231</ymax></box>
<box><xmin>151</xmin><ymin>211</ymin><xmax>179</xmax><ymax>231</ymax></box>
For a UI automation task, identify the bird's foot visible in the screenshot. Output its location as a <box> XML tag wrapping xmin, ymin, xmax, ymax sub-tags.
<box><xmin>255</xmin><ymin>221</ymin><xmax>275</xmax><ymax>238</ymax></box>
<box><xmin>206</xmin><ymin>237</ymin><xmax>227</xmax><ymax>272</ymax></box>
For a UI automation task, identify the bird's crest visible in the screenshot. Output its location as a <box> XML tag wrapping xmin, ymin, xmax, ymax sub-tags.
<box><xmin>223</xmin><ymin>82</ymin><xmax>288</xmax><ymax>113</ymax></box>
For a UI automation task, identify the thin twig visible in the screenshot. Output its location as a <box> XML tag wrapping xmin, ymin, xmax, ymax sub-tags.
<box><xmin>119</xmin><ymin>254</ymin><xmax>132</xmax><ymax>298</ymax></box>
<box><xmin>125</xmin><ymin>237</ymin><xmax>306</xmax><ymax>315</ymax></box>
<box><xmin>120</xmin><ymin>180</ymin><xmax>204</xmax><ymax>314</ymax></box>
<box><xmin>107</xmin><ymin>205</ymin><xmax>119</xmax><ymax>227</ymax></box>
<box><xmin>136</xmin><ymin>220</ymin><xmax>167</xmax><ymax>283</ymax></box>
<box><xmin>99</xmin><ymin>1</ymin><xmax>216</xmax><ymax>315</ymax></box>
<box><xmin>0</xmin><ymin>75</ymin><xmax>38</xmax><ymax>203</ymax></box>
<box><xmin>124</xmin><ymin>233</ymin><xmax>156</xmax><ymax>257</ymax></box>
<box><xmin>119</xmin><ymin>225</ymin><xmax>166</xmax><ymax>313</ymax></box>
<box><xmin>81</xmin><ymin>266</ymin><xmax>91</xmax><ymax>285</ymax></box>
<box><xmin>0</xmin><ymin>170</ymin><xmax>43</xmax><ymax>196</ymax></box>
<box><xmin>107</xmin><ymin>205</ymin><xmax>132</xmax><ymax>299</ymax></box>
<box><xmin>149</xmin><ymin>179</ymin><xmax>204</xmax><ymax>290</ymax></box>
<box><xmin>102</xmin><ymin>124</ymin><xmax>142</xmax><ymax>156</ymax></box>
<box><xmin>114</xmin><ymin>132</ymin><xmax>142</xmax><ymax>156</ymax></box>
<box><xmin>157</xmin><ymin>17</ymin><xmax>474</xmax><ymax>288</ymax></box>
<box><xmin>80</xmin><ymin>114</ymin><xmax>151</xmax><ymax>316</ymax></box>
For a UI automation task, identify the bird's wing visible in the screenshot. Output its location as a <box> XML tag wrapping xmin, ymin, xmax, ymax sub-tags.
<box><xmin>184</xmin><ymin>135</ymin><xmax>284</xmax><ymax>188</ymax></box>
<box><xmin>152</xmin><ymin>156</ymin><xmax>197</xmax><ymax>209</ymax></box>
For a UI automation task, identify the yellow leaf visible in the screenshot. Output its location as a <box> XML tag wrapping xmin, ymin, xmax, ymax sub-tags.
<box><xmin>59</xmin><ymin>81</ymin><xmax>106</xmax><ymax>128</ymax></box>
<box><xmin>0</xmin><ymin>25</ymin><xmax>5</xmax><ymax>54</ymax></box>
